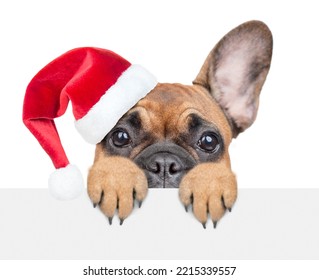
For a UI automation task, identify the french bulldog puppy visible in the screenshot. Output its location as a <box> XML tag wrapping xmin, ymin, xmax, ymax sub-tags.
<box><xmin>88</xmin><ymin>20</ymin><xmax>273</xmax><ymax>228</ymax></box>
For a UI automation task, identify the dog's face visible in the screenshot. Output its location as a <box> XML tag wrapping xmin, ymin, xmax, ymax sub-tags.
<box><xmin>99</xmin><ymin>83</ymin><xmax>233</xmax><ymax>188</ymax></box>
<box><xmin>88</xmin><ymin>20</ymin><xmax>273</xmax><ymax>227</ymax></box>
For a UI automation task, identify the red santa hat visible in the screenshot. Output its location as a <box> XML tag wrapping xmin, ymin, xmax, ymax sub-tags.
<box><xmin>23</xmin><ymin>47</ymin><xmax>157</xmax><ymax>200</ymax></box>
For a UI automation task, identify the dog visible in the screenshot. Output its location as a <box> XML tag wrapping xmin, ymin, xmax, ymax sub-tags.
<box><xmin>87</xmin><ymin>20</ymin><xmax>273</xmax><ymax>228</ymax></box>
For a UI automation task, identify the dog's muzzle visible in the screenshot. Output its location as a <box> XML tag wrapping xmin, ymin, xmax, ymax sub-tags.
<box><xmin>134</xmin><ymin>142</ymin><xmax>197</xmax><ymax>188</ymax></box>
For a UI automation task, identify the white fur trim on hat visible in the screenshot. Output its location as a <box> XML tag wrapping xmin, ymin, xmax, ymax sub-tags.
<box><xmin>48</xmin><ymin>164</ymin><xmax>84</xmax><ymax>200</ymax></box>
<box><xmin>75</xmin><ymin>64</ymin><xmax>157</xmax><ymax>144</ymax></box>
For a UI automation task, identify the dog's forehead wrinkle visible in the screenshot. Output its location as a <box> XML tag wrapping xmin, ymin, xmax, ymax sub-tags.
<box><xmin>133</xmin><ymin>82</ymin><xmax>233</xmax><ymax>146</ymax></box>
<box><xmin>119</xmin><ymin>111</ymin><xmax>141</xmax><ymax>130</ymax></box>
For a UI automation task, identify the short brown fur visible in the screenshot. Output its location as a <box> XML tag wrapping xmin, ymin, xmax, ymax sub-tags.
<box><xmin>88</xmin><ymin>20</ymin><xmax>272</xmax><ymax>227</ymax></box>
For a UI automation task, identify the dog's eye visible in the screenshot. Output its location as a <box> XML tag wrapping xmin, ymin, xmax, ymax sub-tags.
<box><xmin>197</xmin><ymin>132</ymin><xmax>220</xmax><ymax>152</ymax></box>
<box><xmin>112</xmin><ymin>129</ymin><xmax>131</xmax><ymax>147</ymax></box>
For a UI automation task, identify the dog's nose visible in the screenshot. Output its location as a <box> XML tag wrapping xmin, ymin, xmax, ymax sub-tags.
<box><xmin>134</xmin><ymin>142</ymin><xmax>197</xmax><ymax>188</ymax></box>
<box><xmin>144</xmin><ymin>153</ymin><xmax>185</xmax><ymax>188</ymax></box>
<box><xmin>147</xmin><ymin>154</ymin><xmax>182</xmax><ymax>176</ymax></box>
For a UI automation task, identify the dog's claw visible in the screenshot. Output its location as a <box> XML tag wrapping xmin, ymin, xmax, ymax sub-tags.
<box><xmin>108</xmin><ymin>217</ymin><xmax>113</xmax><ymax>225</ymax></box>
<box><xmin>228</xmin><ymin>208</ymin><xmax>232</xmax><ymax>213</ymax></box>
<box><xmin>184</xmin><ymin>205</ymin><xmax>188</xmax><ymax>212</ymax></box>
<box><xmin>213</xmin><ymin>221</ymin><xmax>218</xmax><ymax>229</ymax></box>
<box><xmin>202</xmin><ymin>222</ymin><xmax>206</xmax><ymax>229</ymax></box>
<box><xmin>93</xmin><ymin>203</ymin><xmax>97</xmax><ymax>208</ymax></box>
<box><xmin>119</xmin><ymin>218</ymin><xmax>124</xmax><ymax>226</ymax></box>
<box><xmin>138</xmin><ymin>201</ymin><xmax>143</xmax><ymax>208</ymax></box>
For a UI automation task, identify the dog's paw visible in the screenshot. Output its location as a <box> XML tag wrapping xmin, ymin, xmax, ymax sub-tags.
<box><xmin>88</xmin><ymin>156</ymin><xmax>148</xmax><ymax>225</ymax></box>
<box><xmin>179</xmin><ymin>162</ymin><xmax>237</xmax><ymax>228</ymax></box>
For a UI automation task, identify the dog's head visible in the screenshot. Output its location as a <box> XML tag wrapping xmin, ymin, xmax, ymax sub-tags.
<box><xmin>95</xmin><ymin>20</ymin><xmax>273</xmax><ymax>188</ymax></box>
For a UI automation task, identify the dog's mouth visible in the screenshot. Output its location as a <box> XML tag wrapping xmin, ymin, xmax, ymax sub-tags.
<box><xmin>134</xmin><ymin>142</ymin><xmax>197</xmax><ymax>188</ymax></box>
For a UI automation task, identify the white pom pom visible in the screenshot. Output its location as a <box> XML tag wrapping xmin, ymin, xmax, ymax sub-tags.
<box><xmin>48</xmin><ymin>164</ymin><xmax>84</xmax><ymax>200</ymax></box>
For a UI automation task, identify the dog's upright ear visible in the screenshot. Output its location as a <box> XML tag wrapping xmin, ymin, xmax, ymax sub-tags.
<box><xmin>193</xmin><ymin>20</ymin><xmax>273</xmax><ymax>137</ymax></box>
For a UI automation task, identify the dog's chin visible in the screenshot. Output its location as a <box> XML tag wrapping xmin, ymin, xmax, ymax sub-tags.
<box><xmin>133</xmin><ymin>142</ymin><xmax>197</xmax><ymax>189</ymax></box>
<box><xmin>144</xmin><ymin>170</ymin><xmax>185</xmax><ymax>188</ymax></box>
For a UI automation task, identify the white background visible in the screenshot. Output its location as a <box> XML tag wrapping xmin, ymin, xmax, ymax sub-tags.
<box><xmin>2</xmin><ymin>260</ymin><xmax>319</xmax><ymax>280</ymax></box>
<box><xmin>0</xmin><ymin>0</ymin><xmax>318</xmax><ymax>189</ymax></box>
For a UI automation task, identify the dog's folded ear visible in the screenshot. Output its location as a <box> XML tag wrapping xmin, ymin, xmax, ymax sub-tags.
<box><xmin>193</xmin><ymin>20</ymin><xmax>273</xmax><ymax>137</ymax></box>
